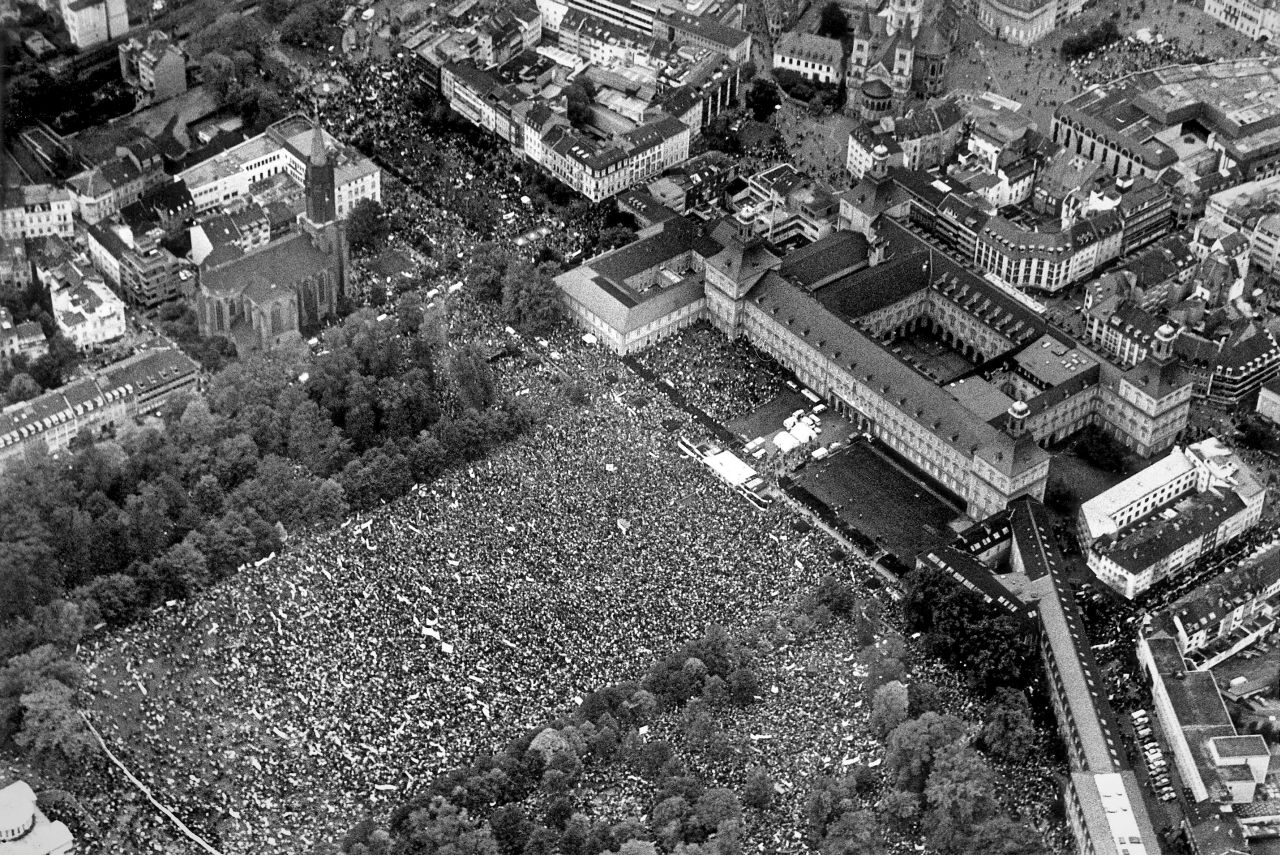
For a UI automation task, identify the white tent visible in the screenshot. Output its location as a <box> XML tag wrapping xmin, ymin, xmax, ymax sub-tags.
<box><xmin>773</xmin><ymin>430</ymin><xmax>801</xmax><ymax>453</ymax></box>
<box><xmin>706</xmin><ymin>450</ymin><xmax>756</xmax><ymax>486</ymax></box>
<box><xmin>789</xmin><ymin>422</ymin><xmax>817</xmax><ymax>444</ymax></box>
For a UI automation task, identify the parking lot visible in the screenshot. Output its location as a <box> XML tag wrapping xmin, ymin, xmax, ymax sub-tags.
<box><xmin>1124</xmin><ymin>707</ymin><xmax>1185</xmax><ymax>837</ymax></box>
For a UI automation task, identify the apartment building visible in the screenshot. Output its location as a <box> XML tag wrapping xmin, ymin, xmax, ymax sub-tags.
<box><xmin>61</xmin><ymin>0</ymin><xmax>126</xmax><ymax>47</ymax></box>
<box><xmin>0</xmin><ymin>185</ymin><xmax>75</xmax><ymax>241</ymax></box>
<box><xmin>1164</xmin><ymin>542</ymin><xmax>1280</xmax><ymax>668</ymax></box>
<box><xmin>0</xmin><ymin>348</ymin><xmax>200</xmax><ymax>470</ymax></box>
<box><xmin>119</xmin><ymin>31</ymin><xmax>188</xmax><ymax>106</ymax></box>
<box><xmin>1081</xmin><ymin>438</ymin><xmax>1267</xmax><ymax>598</ymax></box>
<box><xmin>0</xmin><ymin>308</ymin><xmax>47</xmax><ymax>363</ymax></box>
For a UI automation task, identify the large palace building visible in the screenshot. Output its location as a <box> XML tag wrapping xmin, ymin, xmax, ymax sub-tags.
<box><xmin>556</xmin><ymin>212</ymin><xmax>1194</xmax><ymax>520</ymax></box>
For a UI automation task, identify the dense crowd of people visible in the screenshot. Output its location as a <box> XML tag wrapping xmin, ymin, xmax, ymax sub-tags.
<box><xmin>1068</xmin><ymin>34</ymin><xmax>1210</xmax><ymax>87</ymax></box>
<box><xmin>83</xmin><ymin>332</ymin><xmax>873</xmax><ymax>852</ymax></box>
<box><xmin>632</xmin><ymin>325</ymin><xmax>787</xmax><ymax>424</ymax></box>
<box><xmin>313</xmin><ymin>54</ymin><xmax>609</xmax><ymax>300</ymax></box>
<box><xmin>65</xmin><ymin>38</ymin><xmax>1095</xmax><ymax>855</ymax></box>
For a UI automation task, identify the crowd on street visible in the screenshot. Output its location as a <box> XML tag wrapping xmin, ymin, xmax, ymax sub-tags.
<box><xmin>313</xmin><ymin>55</ymin><xmax>607</xmax><ymax>303</ymax></box>
<box><xmin>1067</xmin><ymin>35</ymin><xmax>1211</xmax><ymax>87</ymax></box>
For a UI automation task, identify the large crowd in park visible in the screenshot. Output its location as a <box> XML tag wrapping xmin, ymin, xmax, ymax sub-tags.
<box><xmin>62</xmin><ymin>34</ymin><xmax>1093</xmax><ymax>855</ymax></box>
<box><xmin>82</xmin><ymin>334</ymin><xmax>869</xmax><ymax>852</ymax></box>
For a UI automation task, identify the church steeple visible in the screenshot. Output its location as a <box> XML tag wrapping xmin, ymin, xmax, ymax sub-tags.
<box><xmin>305</xmin><ymin>114</ymin><xmax>337</xmax><ymax>225</ymax></box>
<box><xmin>310</xmin><ymin>117</ymin><xmax>328</xmax><ymax>168</ymax></box>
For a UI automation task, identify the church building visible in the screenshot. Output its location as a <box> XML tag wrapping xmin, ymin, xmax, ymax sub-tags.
<box><xmin>195</xmin><ymin>121</ymin><xmax>349</xmax><ymax>352</ymax></box>
<box><xmin>846</xmin><ymin>0</ymin><xmax>953</xmax><ymax>115</ymax></box>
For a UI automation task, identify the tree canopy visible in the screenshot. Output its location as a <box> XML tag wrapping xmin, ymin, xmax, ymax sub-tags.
<box><xmin>817</xmin><ymin>2</ymin><xmax>849</xmax><ymax>38</ymax></box>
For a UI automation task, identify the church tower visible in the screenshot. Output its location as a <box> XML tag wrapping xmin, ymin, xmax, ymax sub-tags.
<box><xmin>306</xmin><ymin>119</ymin><xmax>337</xmax><ymax>226</ymax></box>
<box><xmin>887</xmin><ymin>0</ymin><xmax>922</xmax><ymax>37</ymax></box>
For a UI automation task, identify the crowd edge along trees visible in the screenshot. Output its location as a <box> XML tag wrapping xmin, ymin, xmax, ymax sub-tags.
<box><xmin>0</xmin><ymin>308</ymin><xmax>540</xmax><ymax>768</ymax></box>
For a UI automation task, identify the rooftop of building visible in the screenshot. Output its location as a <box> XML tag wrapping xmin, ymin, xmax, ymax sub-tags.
<box><xmin>0</xmin><ymin>781</ymin><xmax>74</xmax><ymax>855</ymax></box>
<box><xmin>1211</xmin><ymin>734</ymin><xmax>1270</xmax><ymax>759</ymax></box>
<box><xmin>618</xmin><ymin>189</ymin><xmax>681</xmax><ymax>226</ymax></box>
<box><xmin>0</xmin><ymin>347</ymin><xmax>197</xmax><ymax>448</ymax></box>
<box><xmin>1059</xmin><ymin>58</ymin><xmax>1280</xmax><ymax>168</ymax></box>
<box><xmin>1177</xmin><ymin>323</ymin><xmax>1279</xmax><ymax>374</ymax></box>
<box><xmin>1015</xmin><ymin>334</ymin><xmax>1097</xmax><ymax>388</ymax></box>
<box><xmin>948</xmin><ymin>375</ymin><xmax>1016</xmax><ymax>421</ymax></box>
<box><xmin>589</xmin><ymin>215</ymin><xmax>719</xmax><ymax>284</ymax></box>
<box><xmin>1103</xmin><ymin>488</ymin><xmax>1247</xmax><ymax>575</ymax></box>
<box><xmin>180</xmin><ymin>115</ymin><xmax>376</xmax><ymax>190</ymax></box>
<box><xmin>777</xmin><ymin>230</ymin><xmax>871</xmax><ymax>290</ymax></box>
<box><xmin>662</xmin><ymin>9</ymin><xmax>750</xmax><ymax>50</ymax></box>
<box><xmin>555</xmin><ymin>216</ymin><xmax>723</xmax><ymax>334</ymax></box>
<box><xmin>750</xmin><ymin>267</ymin><xmax>1041</xmax><ymax>475</ymax></box>
<box><xmin>98</xmin><ymin>346</ymin><xmax>201</xmax><ymax>394</ymax></box>
<box><xmin>773</xmin><ymin>30</ymin><xmax>842</xmax><ymax>66</ymax></box>
<box><xmin>1071</xmin><ymin>772</ymin><xmax>1155</xmax><ymax>855</ymax></box>
<box><xmin>1</xmin><ymin>183</ymin><xmax>71</xmax><ymax>209</ymax></box>
<box><xmin>980</xmin><ymin>216</ymin><xmax>1071</xmax><ymax>256</ymax></box>
<box><xmin>894</xmin><ymin>97</ymin><xmax>966</xmax><ymax>141</ymax></box>
<box><xmin>200</xmin><ymin>231</ymin><xmax>332</xmax><ymax>299</ymax></box>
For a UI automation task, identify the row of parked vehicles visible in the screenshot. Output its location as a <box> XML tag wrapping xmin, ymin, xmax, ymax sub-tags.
<box><xmin>1132</xmin><ymin>709</ymin><xmax>1176</xmax><ymax>803</ymax></box>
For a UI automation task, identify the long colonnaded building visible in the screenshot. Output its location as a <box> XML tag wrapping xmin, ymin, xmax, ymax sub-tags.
<box><xmin>919</xmin><ymin>498</ymin><xmax>1162</xmax><ymax>855</ymax></box>
<box><xmin>557</xmin><ymin>213</ymin><xmax>1194</xmax><ymax>519</ymax></box>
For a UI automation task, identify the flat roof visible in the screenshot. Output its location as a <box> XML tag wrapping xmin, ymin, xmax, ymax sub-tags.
<box><xmin>1072</xmin><ymin>772</ymin><xmax>1155</xmax><ymax>855</ymax></box>
<box><xmin>1015</xmin><ymin>334</ymin><xmax>1096</xmax><ymax>388</ymax></box>
<box><xmin>1081</xmin><ymin>446</ymin><xmax>1194</xmax><ymax>541</ymax></box>
<box><xmin>1105</xmin><ymin>489</ymin><xmax>1247</xmax><ymax>574</ymax></box>
<box><xmin>1211</xmin><ymin>734</ymin><xmax>1270</xmax><ymax>759</ymax></box>
<box><xmin>948</xmin><ymin>376</ymin><xmax>1015</xmax><ymax>422</ymax></box>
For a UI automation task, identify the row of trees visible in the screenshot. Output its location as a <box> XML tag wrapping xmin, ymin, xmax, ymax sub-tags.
<box><xmin>0</xmin><ymin>306</ymin><xmax>542</xmax><ymax>771</ymax></box>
